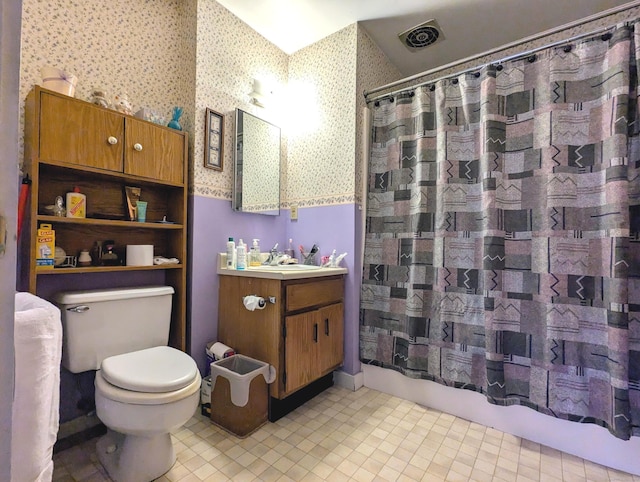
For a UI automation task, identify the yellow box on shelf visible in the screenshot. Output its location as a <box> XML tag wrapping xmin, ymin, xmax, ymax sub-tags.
<box><xmin>36</xmin><ymin>223</ymin><xmax>55</xmax><ymax>269</ymax></box>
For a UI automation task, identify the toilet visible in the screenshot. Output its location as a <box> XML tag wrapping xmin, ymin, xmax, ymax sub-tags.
<box><xmin>55</xmin><ymin>286</ymin><xmax>200</xmax><ymax>482</ymax></box>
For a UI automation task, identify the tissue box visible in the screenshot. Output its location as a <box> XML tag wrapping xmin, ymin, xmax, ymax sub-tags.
<box><xmin>36</xmin><ymin>223</ymin><xmax>55</xmax><ymax>269</ymax></box>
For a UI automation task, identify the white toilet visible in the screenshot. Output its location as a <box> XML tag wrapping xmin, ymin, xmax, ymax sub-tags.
<box><xmin>55</xmin><ymin>286</ymin><xmax>200</xmax><ymax>482</ymax></box>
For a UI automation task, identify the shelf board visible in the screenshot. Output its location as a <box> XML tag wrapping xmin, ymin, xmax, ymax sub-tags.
<box><xmin>39</xmin><ymin>159</ymin><xmax>185</xmax><ymax>188</ymax></box>
<box><xmin>36</xmin><ymin>264</ymin><xmax>183</xmax><ymax>275</ymax></box>
<box><xmin>36</xmin><ymin>215</ymin><xmax>183</xmax><ymax>229</ymax></box>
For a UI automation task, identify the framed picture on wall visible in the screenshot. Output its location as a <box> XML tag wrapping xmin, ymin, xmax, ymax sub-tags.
<box><xmin>204</xmin><ymin>108</ymin><xmax>224</xmax><ymax>171</ymax></box>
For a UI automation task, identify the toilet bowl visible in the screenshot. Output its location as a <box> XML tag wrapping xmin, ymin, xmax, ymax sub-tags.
<box><xmin>54</xmin><ymin>286</ymin><xmax>200</xmax><ymax>482</ymax></box>
<box><xmin>94</xmin><ymin>346</ymin><xmax>200</xmax><ymax>482</ymax></box>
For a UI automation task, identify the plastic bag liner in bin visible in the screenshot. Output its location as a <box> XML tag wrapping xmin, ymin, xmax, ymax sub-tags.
<box><xmin>210</xmin><ymin>354</ymin><xmax>276</xmax><ymax>407</ymax></box>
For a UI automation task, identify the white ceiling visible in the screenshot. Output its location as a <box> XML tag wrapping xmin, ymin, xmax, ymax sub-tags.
<box><xmin>216</xmin><ymin>0</ymin><xmax>634</xmax><ymax>77</ymax></box>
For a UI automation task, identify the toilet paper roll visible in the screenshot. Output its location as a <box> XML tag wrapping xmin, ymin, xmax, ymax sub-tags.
<box><xmin>126</xmin><ymin>245</ymin><xmax>154</xmax><ymax>266</ymax></box>
<box><xmin>210</xmin><ymin>342</ymin><xmax>235</xmax><ymax>361</ymax></box>
<box><xmin>243</xmin><ymin>295</ymin><xmax>266</xmax><ymax>311</ymax></box>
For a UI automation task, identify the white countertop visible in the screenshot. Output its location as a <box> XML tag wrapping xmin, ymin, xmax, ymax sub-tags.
<box><xmin>216</xmin><ymin>254</ymin><xmax>347</xmax><ymax>280</ymax></box>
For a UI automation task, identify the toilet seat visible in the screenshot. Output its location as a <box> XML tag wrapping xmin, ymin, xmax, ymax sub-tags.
<box><xmin>101</xmin><ymin>346</ymin><xmax>198</xmax><ymax>393</ymax></box>
<box><xmin>95</xmin><ymin>368</ymin><xmax>201</xmax><ymax>406</ymax></box>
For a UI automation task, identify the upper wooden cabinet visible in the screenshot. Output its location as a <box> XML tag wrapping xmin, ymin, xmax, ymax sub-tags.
<box><xmin>37</xmin><ymin>90</ymin><xmax>183</xmax><ymax>184</ymax></box>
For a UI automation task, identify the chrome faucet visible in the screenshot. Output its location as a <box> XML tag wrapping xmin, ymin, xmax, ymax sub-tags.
<box><xmin>263</xmin><ymin>243</ymin><xmax>279</xmax><ymax>265</ymax></box>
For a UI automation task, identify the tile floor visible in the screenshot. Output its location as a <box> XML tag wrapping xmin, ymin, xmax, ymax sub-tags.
<box><xmin>52</xmin><ymin>385</ymin><xmax>640</xmax><ymax>482</ymax></box>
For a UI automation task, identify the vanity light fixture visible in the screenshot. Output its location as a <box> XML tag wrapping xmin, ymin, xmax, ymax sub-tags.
<box><xmin>249</xmin><ymin>78</ymin><xmax>274</xmax><ymax>108</ymax></box>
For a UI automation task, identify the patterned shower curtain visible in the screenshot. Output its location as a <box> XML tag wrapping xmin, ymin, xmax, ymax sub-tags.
<box><xmin>360</xmin><ymin>23</ymin><xmax>640</xmax><ymax>440</ymax></box>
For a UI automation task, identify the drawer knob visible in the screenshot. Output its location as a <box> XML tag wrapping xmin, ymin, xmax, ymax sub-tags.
<box><xmin>107</xmin><ymin>136</ymin><xmax>118</xmax><ymax>145</ymax></box>
<box><xmin>133</xmin><ymin>143</ymin><xmax>143</xmax><ymax>152</ymax></box>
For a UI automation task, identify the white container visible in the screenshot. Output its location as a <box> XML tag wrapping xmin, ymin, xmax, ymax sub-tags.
<box><xmin>126</xmin><ymin>244</ymin><xmax>154</xmax><ymax>266</ymax></box>
<box><xmin>236</xmin><ymin>239</ymin><xmax>247</xmax><ymax>270</ymax></box>
<box><xmin>226</xmin><ymin>237</ymin><xmax>236</xmax><ymax>269</ymax></box>
<box><xmin>41</xmin><ymin>66</ymin><xmax>78</xmax><ymax>97</ymax></box>
<box><xmin>65</xmin><ymin>186</ymin><xmax>86</xmax><ymax>218</ymax></box>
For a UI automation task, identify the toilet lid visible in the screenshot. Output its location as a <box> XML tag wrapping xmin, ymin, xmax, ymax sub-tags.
<box><xmin>101</xmin><ymin>346</ymin><xmax>198</xmax><ymax>393</ymax></box>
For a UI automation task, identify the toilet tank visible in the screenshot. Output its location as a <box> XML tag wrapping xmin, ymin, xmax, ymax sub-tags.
<box><xmin>53</xmin><ymin>286</ymin><xmax>174</xmax><ymax>373</ymax></box>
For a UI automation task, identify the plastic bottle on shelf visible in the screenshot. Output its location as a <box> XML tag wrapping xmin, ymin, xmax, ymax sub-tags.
<box><xmin>236</xmin><ymin>239</ymin><xmax>247</xmax><ymax>270</ymax></box>
<box><xmin>250</xmin><ymin>239</ymin><xmax>261</xmax><ymax>267</ymax></box>
<box><xmin>66</xmin><ymin>186</ymin><xmax>86</xmax><ymax>218</ymax></box>
<box><xmin>226</xmin><ymin>237</ymin><xmax>236</xmax><ymax>269</ymax></box>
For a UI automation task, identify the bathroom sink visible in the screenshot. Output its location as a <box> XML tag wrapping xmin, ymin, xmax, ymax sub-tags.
<box><xmin>251</xmin><ymin>264</ymin><xmax>322</xmax><ymax>271</ymax></box>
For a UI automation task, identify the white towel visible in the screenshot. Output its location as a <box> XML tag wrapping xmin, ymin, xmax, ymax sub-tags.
<box><xmin>12</xmin><ymin>293</ymin><xmax>62</xmax><ymax>482</ymax></box>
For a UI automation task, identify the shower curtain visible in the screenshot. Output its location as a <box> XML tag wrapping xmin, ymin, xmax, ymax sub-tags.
<box><xmin>360</xmin><ymin>23</ymin><xmax>640</xmax><ymax>440</ymax></box>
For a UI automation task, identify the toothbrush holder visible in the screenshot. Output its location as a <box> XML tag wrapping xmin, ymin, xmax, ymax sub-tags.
<box><xmin>302</xmin><ymin>252</ymin><xmax>317</xmax><ymax>265</ymax></box>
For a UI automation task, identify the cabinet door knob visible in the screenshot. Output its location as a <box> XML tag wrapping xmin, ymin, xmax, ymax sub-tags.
<box><xmin>325</xmin><ymin>318</ymin><xmax>329</xmax><ymax>335</ymax></box>
<box><xmin>313</xmin><ymin>323</ymin><xmax>318</xmax><ymax>343</ymax></box>
<box><xmin>133</xmin><ymin>143</ymin><xmax>143</xmax><ymax>152</ymax></box>
<box><xmin>107</xmin><ymin>136</ymin><xmax>118</xmax><ymax>145</ymax></box>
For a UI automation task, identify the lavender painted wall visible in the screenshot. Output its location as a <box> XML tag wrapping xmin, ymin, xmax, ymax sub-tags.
<box><xmin>189</xmin><ymin>195</ymin><xmax>286</xmax><ymax>374</ymax></box>
<box><xmin>189</xmin><ymin>196</ymin><xmax>362</xmax><ymax>376</ymax></box>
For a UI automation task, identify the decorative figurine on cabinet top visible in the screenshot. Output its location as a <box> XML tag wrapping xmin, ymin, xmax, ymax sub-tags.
<box><xmin>113</xmin><ymin>93</ymin><xmax>133</xmax><ymax>116</ymax></box>
<box><xmin>88</xmin><ymin>88</ymin><xmax>110</xmax><ymax>108</ymax></box>
<box><xmin>168</xmin><ymin>107</ymin><xmax>183</xmax><ymax>131</ymax></box>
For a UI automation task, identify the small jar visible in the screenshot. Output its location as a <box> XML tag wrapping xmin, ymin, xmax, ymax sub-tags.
<box><xmin>78</xmin><ymin>249</ymin><xmax>91</xmax><ymax>266</ymax></box>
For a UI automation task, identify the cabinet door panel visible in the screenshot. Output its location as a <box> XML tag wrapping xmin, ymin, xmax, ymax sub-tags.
<box><xmin>40</xmin><ymin>93</ymin><xmax>124</xmax><ymax>171</ymax></box>
<box><xmin>318</xmin><ymin>303</ymin><xmax>344</xmax><ymax>372</ymax></box>
<box><xmin>125</xmin><ymin>118</ymin><xmax>184</xmax><ymax>183</ymax></box>
<box><xmin>285</xmin><ymin>312</ymin><xmax>319</xmax><ymax>394</ymax></box>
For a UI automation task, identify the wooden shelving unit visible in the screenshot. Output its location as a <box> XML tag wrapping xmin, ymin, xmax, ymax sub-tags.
<box><xmin>21</xmin><ymin>86</ymin><xmax>189</xmax><ymax>351</ymax></box>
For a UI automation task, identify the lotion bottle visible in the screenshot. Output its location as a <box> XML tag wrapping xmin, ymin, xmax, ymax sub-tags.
<box><xmin>226</xmin><ymin>237</ymin><xmax>236</xmax><ymax>269</ymax></box>
<box><xmin>236</xmin><ymin>238</ymin><xmax>247</xmax><ymax>270</ymax></box>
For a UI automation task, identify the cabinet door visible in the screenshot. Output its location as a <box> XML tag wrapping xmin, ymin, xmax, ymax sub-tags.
<box><xmin>317</xmin><ymin>303</ymin><xmax>344</xmax><ymax>372</ymax></box>
<box><xmin>124</xmin><ymin>118</ymin><xmax>184</xmax><ymax>183</ymax></box>
<box><xmin>39</xmin><ymin>92</ymin><xmax>124</xmax><ymax>171</ymax></box>
<box><xmin>284</xmin><ymin>311</ymin><xmax>319</xmax><ymax>394</ymax></box>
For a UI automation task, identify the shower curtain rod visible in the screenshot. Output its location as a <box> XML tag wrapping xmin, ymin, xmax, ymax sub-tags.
<box><xmin>364</xmin><ymin>0</ymin><xmax>640</xmax><ymax>102</ymax></box>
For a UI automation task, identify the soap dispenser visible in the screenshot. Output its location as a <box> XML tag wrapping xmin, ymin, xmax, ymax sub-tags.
<box><xmin>250</xmin><ymin>239</ymin><xmax>261</xmax><ymax>267</ymax></box>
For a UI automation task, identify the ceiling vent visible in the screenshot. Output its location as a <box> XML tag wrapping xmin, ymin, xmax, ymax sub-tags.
<box><xmin>398</xmin><ymin>19</ymin><xmax>444</xmax><ymax>51</ymax></box>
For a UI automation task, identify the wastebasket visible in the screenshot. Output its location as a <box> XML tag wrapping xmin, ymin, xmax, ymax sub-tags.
<box><xmin>209</xmin><ymin>354</ymin><xmax>275</xmax><ymax>437</ymax></box>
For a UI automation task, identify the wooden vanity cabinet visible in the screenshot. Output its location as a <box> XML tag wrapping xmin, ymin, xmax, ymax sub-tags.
<box><xmin>21</xmin><ymin>87</ymin><xmax>188</xmax><ymax>350</ymax></box>
<box><xmin>218</xmin><ymin>275</ymin><xmax>345</xmax><ymax>401</ymax></box>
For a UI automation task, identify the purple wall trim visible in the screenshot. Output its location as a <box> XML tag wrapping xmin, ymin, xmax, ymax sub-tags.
<box><xmin>189</xmin><ymin>196</ymin><xmax>362</xmax><ymax>376</ymax></box>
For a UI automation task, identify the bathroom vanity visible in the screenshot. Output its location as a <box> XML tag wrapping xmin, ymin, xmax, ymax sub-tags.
<box><xmin>217</xmin><ymin>262</ymin><xmax>347</xmax><ymax>420</ymax></box>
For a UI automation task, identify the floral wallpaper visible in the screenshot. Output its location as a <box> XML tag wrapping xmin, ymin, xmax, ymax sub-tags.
<box><xmin>19</xmin><ymin>0</ymin><xmax>195</xmax><ymax>172</ymax></box>
<box><xmin>191</xmin><ymin>1</ymin><xmax>288</xmax><ymax>200</ymax></box>
<box><xmin>287</xmin><ymin>25</ymin><xmax>358</xmax><ymax>207</ymax></box>
<box><xmin>18</xmin><ymin>0</ymin><xmax>400</xmax><ymax>209</ymax></box>
<box><xmin>355</xmin><ymin>27</ymin><xmax>402</xmax><ymax>206</ymax></box>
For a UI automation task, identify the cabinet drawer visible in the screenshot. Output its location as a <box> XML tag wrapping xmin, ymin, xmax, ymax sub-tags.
<box><xmin>286</xmin><ymin>278</ymin><xmax>343</xmax><ymax>312</ymax></box>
